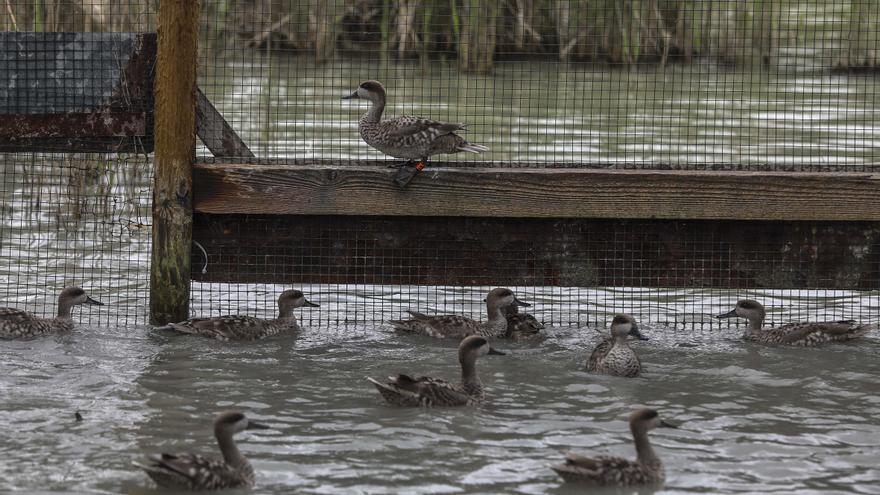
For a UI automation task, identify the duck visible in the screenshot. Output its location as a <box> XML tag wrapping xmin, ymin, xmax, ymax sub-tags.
<box><xmin>342</xmin><ymin>80</ymin><xmax>488</xmax><ymax>185</ymax></box>
<box><xmin>390</xmin><ymin>287</ymin><xmax>529</xmax><ymax>338</ymax></box>
<box><xmin>501</xmin><ymin>303</ymin><xmax>545</xmax><ymax>340</ymax></box>
<box><xmin>367</xmin><ymin>335</ymin><xmax>504</xmax><ymax>407</ymax></box>
<box><xmin>133</xmin><ymin>411</ymin><xmax>269</xmax><ymax>490</ymax></box>
<box><xmin>586</xmin><ymin>314</ymin><xmax>649</xmax><ymax>377</ymax></box>
<box><xmin>155</xmin><ymin>289</ymin><xmax>318</xmax><ymax>341</ymax></box>
<box><xmin>716</xmin><ymin>299</ymin><xmax>872</xmax><ymax>346</ymax></box>
<box><xmin>552</xmin><ymin>408</ymin><xmax>677</xmax><ymax>487</ymax></box>
<box><xmin>0</xmin><ymin>286</ymin><xmax>103</xmax><ymax>339</ymax></box>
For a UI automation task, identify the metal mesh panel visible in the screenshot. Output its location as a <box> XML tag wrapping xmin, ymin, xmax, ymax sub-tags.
<box><xmin>1</xmin><ymin>1</ymin><xmax>879</xmax><ymax>328</ymax></box>
<box><xmin>190</xmin><ymin>215</ymin><xmax>880</xmax><ymax>327</ymax></box>
<box><xmin>0</xmin><ymin>2</ymin><xmax>155</xmax><ymax>325</ymax></box>
<box><xmin>198</xmin><ymin>1</ymin><xmax>880</xmax><ymax>169</ymax></box>
<box><xmin>191</xmin><ymin>1</ymin><xmax>880</xmax><ymax>328</ymax></box>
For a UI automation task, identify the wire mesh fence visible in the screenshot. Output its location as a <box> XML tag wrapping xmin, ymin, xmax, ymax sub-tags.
<box><xmin>1</xmin><ymin>1</ymin><xmax>879</xmax><ymax>328</ymax></box>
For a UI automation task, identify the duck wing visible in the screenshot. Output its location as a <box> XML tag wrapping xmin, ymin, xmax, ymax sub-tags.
<box><xmin>367</xmin><ymin>374</ymin><xmax>470</xmax><ymax>407</ymax></box>
<box><xmin>552</xmin><ymin>453</ymin><xmax>649</xmax><ymax>485</ymax></box>
<box><xmin>166</xmin><ymin>316</ymin><xmax>267</xmax><ymax>341</ymax></box>
<box><xmin>771</xmin><ymin>321</ymin><xmax>871</xmax><ymax>345</ymax></box>
<box><xmin>0</xmin><ymin>307</ymin><xmax>34</xmax><ymax>321</ymax></box>
<box><xmin>586</xmin><ymin>338</ymin><xmax>612</xmax><ymax>371</ymax></box>
<box><xmin>391</xmin><ymin>311</ymin><xmax>478</xmax><ymax>338</ymax></box>
<box><xmin>384</xmin><ymin>116</ymin><xmax>467</xmax><ymax>140</ymax></box>
<box><xmin>0</xmin><ymin>307</ymin><xmax>55</xmax><ymax>337</ymax></box>
<box><xmin>134</xmin><ymin>452</ymin><xmax>244</xmax><ymax>490</ymax></box>
<box><xmin>505</xmin><ymin>313</ymin><xmax>544</xmax><ymax>339</ymax></box>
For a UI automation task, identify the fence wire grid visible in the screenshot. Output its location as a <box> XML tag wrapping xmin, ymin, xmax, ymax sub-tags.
<box><xmin>1</xmin><ymin>1</ymin><xmax>879</xmax><ymax>328</ymax></box>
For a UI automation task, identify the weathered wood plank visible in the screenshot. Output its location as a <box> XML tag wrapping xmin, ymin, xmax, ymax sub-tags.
<box><xmin>191</xmin><ymin>214</ymin><xmax>880</xmax><ymax>290</ymax></box>
<box><xmin>0</xmin><ymin>112</ymin><xmax>146</xmax><ymax>138</ymax></box>
<box><xmin>192</xmin><ymin>164</ymin><xmax>880</xmax><ymax>221</ymax></box>
<box><xmin>150</xmin><ymin>0</ymin><xmax>199</xmax><ymax>325</ymax></box>
<box><xmin>195</xmin><ymin>87</ymin><xmax>255</xmax><ymax>158</ymax></box>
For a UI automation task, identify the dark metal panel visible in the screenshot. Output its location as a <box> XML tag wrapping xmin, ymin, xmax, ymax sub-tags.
<box><xmin>191</xmin><ymin>214</ymin><xmax>880</xmax><ymax>290</ymax></box>
<box><xmin>0</xmin><ymin>32</ymin><xmax>155</xmax><ymax>153</ymax></box>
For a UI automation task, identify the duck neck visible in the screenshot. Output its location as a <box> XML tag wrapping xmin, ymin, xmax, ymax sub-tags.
<box><xmin>612</xmin><ymin>334</ymin><xmax>630</xmax><ymax>349</ymax></box>
<box><xmin>460</xmin><ymin>358</ymin><xmax>481</xmax><ymax>389</ymax></box>
<box><xmin>56</xmin><ymin>300</ymin><xmax>73</xmax><ymax>319</ymax></box>
<box><xmin>216</xmin><ymin>431</ymin><xmax>248</xmax><ymax>468</ymax></box>
<box><xmin>362</xmin><ymin>99</ymin><xmax>385</xmax><ymax>124</ymax></box>
<box><xmin>632</xmin><ymin>426</ymin><xmax>660</xmax><ymax>466</ymax></box>
<box><xmin>486</xmin><ymin>302</ymin><xmax>506</xmax><ymax>325</ymax></box>
<box><xmin>748</xmin><ymin>316</ymin><xmax>763</xmax><ymax>332</ymax></box>
<box><xmin>277</xmin><ymin>308</ymin><xmax>296</xmax><ymax>321</ymax></box>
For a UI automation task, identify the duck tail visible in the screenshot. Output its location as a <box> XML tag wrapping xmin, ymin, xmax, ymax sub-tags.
<box><xmin>161</xmin><ymin>323</ymin><xmax>196</xmax><ymax>335</ymax></box>
<box><xmin>458</xmin><ymin>142</ymin><xmax>489</xmax><ymax>154</ymax></box>
<box><xmin>848</xmin><ymin>323</ymin><xmax>874</xmax><ymax>339</ymax></box>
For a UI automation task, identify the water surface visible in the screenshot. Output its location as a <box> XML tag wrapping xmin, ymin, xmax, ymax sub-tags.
<box><xmin>1</xmin><ymin>317</ymin><xmax>878</xmax><ymax>494</ymax></box>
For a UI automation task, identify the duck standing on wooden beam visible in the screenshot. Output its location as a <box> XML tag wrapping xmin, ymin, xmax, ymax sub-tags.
<box><xmin>343</xmin><ymin>80</ymin><xmax>489</xmax><ymax>188</ymax></box>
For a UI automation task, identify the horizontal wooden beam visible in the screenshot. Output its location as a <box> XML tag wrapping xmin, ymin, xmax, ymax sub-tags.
<box><xmin>0</xmin><ymin>112</ymin><xmax>147</xmax><ymax>138</ymax></box>
<box><xmin>193</xmin><ymin>163</ymin><xmax>880</xmax><ymax>221</ymax></box>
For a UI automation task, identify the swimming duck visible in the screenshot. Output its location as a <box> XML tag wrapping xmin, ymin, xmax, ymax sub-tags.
<box><xmin>501</xmin><ymin>303</ymin><xmax>545</xmax><ymax>340</ymax></box>
<box><xmin>586</xmin><ymin>314</ymin><xmax>648</xmax><ymax>378</ymax></box>
<box><xmin>0</xmin><ymin>287</ymin><xmax>103</xmax><ymax>339</ymax></box>
<box><xmin>716</xmin><ymin>299</ymin><xmax>872</xmax><ymax>346</ymax></box>
<box><xmin>367</xmin><ymin>335</ymin><xmax>504</xmax><ymax>407</ymax></box>
<box><xmin>552</xmin><ymin>408</ymin><xmax>677</xmax><ymax>487</ymax></box>
<box><xmin>391</xmin><ymin>288</ymin><xmax>529</xmax><ymax>338</ymax></box>
<box><xmin>342</xmin><ymin>80</ymin><xmax>488</xmax><ymax>186</ymax></box>
<box><xmin>133</xmin><ymin>411</ymin><xmax>269</xmax><ymax>490</ymax></box>
<box><xmin>156</xmin><ymin>289</ymin><xmax>318</xmax><ymax>341</ymax></box>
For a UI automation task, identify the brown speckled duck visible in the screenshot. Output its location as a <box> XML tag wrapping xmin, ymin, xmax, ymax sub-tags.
<box><xmin>716</xmin><ymin>299</ymin><xmax>872</xmax><ymax>346</ymax></box>
<box><xmin>156</xmin><ymin>289</ymin><xmax>318</xmax><ymax>341</ymax></box>
<box><xmin>0</xmin><ymin>287</ymin><xmax>103</xmax><ymax>339</ymax></box>
<box><xmin>501</xmin><ymin>303</ymin><xmax>545</xmax><ymax>340</ymax></box>
<box><xmin>586</xmin><ymin>314</ymin><xmax>648</xmax><ymax>377</ymax></box>
<box><xmin>342</xmin><ymin>80</ymin><xmax>488</xmax><ymax>170</ymax></box>
<box><xmin>367</xmin><ymin>335</ymin><xmax>504</xmax><ymax>407</ymax></box>
<box><xmin>133</xmin><ymin>411</ymin><xmax>269</xmax><ymax>490</ymax></box>
<box><xmin>552</xmin><ymin>408</ymin><xmax>677</xmax><ymax>487</ymax></box>
<box><xmin>391</xmin><ymin>288</ymin><xmax>529</xmax><ymax>338</ymax></box>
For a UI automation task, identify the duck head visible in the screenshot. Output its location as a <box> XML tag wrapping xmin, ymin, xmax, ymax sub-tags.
<box><xmin>629</xmin><ymin>408</ymin><xmax>678</xmax><ymax>433</ymax></box>
<box><xmin>610</xmin><ymin>314</ymin><xmax>648</xmax><ymax>340</ymax></box>
<box><xmin>278</xmin><ymin>289</ymin><xmax>319</xmax><ymax>318</ymax></box>
<box><xmin>484</xmin><ymin>288</ymin><xmax>529</xmax><ymax>312</ymax></box>
<box><xmin>57</xmin><ymin>286</ymin><xmax>103</xmax><ymax>317</ymax></box>
<box><xmin>716</xmin><ymin>299</ymin><xmax>765</xmax><ymax>329</ymax></box>
<box><xmin>214</xmin><ymin>411</ymin><xmax>270</xmax><ymax>437</ymax></box>
<box><xmin>342</xmin><ymin>80</ymin><xmax>386</xmax><ymax>103</ymax></box>
<box><xmin>458</xmin><ymin>335</ymin><xmax>504</xmax><ymax>364</ymax></box>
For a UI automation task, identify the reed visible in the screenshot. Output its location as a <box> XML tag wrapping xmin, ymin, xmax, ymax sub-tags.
<box><xmin>459</xmin><ymin>0</ymin><xmax>497</xmax><ymax>73</ymax></box>
<box><xmin>840</xmin><ymin>0</ymin><xmax>880</xmax><ymax>70</ymax></box>
<box><xmin>8</xmin><ymin>0</ymin><xmax>877</xmax><ymax>71</ymax></box>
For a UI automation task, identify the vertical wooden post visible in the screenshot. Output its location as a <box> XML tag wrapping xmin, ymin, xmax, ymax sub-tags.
<box><xmin>150</xmin><ymin>0</ymin><xmax>199</xmax><ymax>325</ymax></box>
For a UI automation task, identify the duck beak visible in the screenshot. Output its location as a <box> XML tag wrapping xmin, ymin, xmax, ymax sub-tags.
<box><xmin>513</xmin><ymin>297</ymin><xmax>530</xmax><ymax>307</ymax></box>
<box><xmin>715</xmin><ymin>308</ymin><xmax>737</xmax><ymax>319</ymax></box>
<box><xmin>629</xmin><ymin>325</ymin><xmax>649</xmax><ymax>341</ymax></box>
<box><xmin>659</xmin><ymin>419</ymin><xmax>679</xmax><ymax>429</ymax></box>
<box><xmin>85</xmin><ymin>296</ymin><xmax>104</xmax><ymax>306</ymax></box>
<box><xmin>247</xmin><ymin>420</ymin><xmax>270</xmax><ymax>430</ymax></box>
<box><xmin>487</xmin><ymin>347</ymin><xmax>506</xmax><ymax>356</ymax></box>
<box><xmin>304</xmin><ymin>299</ymin><xmax>320</xmax><ymax>308</ymax></box>
<box><xmin>342</xmin><ymin>91</ymin><xmax>359</xmax><ymax>100</ymax></box>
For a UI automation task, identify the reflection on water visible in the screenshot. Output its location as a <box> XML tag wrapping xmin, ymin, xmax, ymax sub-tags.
<box><xmin>0</xmin><ymin>320</ymin><xmax>878</xmax><ymax>494</ymax></box>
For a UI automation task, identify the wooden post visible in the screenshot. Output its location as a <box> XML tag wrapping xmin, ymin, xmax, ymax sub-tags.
<box><xmin>150</xmin><ymin>0</ymin><xmax>199</xmax><ymax>325</ymax></box>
